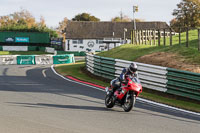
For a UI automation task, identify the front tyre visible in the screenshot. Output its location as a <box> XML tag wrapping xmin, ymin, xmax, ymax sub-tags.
<box><xmin>105</xmin><ymin>93</ymin><xmax>115</xmax><ymax>108</ymax></box>
<box><xmin>122</xmin><ymin>93</ymin><xmax>136</xmax><ymax>112</ymax></box>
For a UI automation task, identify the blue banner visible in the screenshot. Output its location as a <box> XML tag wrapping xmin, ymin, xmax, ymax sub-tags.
<box><xmin>15</xmin><ymin>37</ymin><xmax>29</xmax><ymax>43</ymax></box>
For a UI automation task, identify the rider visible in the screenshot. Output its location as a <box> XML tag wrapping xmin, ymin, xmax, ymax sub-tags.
<box><xmin>110</xmin><ymin>63</ymin><xmax>138</xmax><ymax>93</ymax></box>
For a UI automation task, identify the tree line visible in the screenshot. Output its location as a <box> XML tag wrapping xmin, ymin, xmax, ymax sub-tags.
<box><xmin>0</xmin><ymin>0</ymin><xmax>199</xmax><ymax>37</ymax></box>
<box><xmin>0</xmin><ymin>9</ymin><xmax>58</xmax><ymax>37</ymax></box>
<box><xmin>170</xmin><ymin>0</ymin><xmax>200</xmax><ymax>31</ymax></box>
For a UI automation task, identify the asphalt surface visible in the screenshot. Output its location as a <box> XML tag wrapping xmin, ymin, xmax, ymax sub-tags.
<box><xmin>0</xmin><ymin>65</ymin><xmax>199</xmax><ymax>133</ymax></box>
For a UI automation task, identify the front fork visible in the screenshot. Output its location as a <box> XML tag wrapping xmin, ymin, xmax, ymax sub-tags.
<box><xmin>105</xmin><ymin>87</ymin><xmax>109</xmax><ymax>94</ymax></box>
<box><xmin>125</xmin><ymin>91</ymin><xmax>135</xmax><ymax>102</ymax></box>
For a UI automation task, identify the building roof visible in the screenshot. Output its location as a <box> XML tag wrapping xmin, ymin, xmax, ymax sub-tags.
<box><xmin>64</xmin><ymin>21</ymin><xmax>170</xmax><ymax>39</ymax></box>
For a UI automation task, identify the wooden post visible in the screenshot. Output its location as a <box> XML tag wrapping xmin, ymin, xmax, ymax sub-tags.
<box><xmin>138</xmin><ymin>30</ymin><xmax>141</xmax><ymax>45</ymax></box>
<box><xmin>153</xmin><ymin>29</ymin><xmax>156</xmax><ymax>45</ymax></box>
<box><xmin>179</xmin><ymin>28</ymin><xmax>181</xmax><ymax>45</ymax></box>
<box><xmin>163</xmin><ymin>29</ymin><xmax>166</xmax><ymax>46</ymax></box>
<box><xmin>150</xmin><ymin>30</ymin><xmax>152</xmax><ymax>45</ymax></box>
<box><xmin>135</xmin><ymin>30</ymin><xmax>138</xmax><ymax>45</ymax></box>
<box><xmin>145</xmin><ymin>30</ymin><xmax>148</xmax><ymax>45</ymax></box>
<box><xmin>148</xmin><ymin>30</ymin><xmax>151</xmax><ymax>45</ymax></box>
<box><xmin>134</xmin><ymin>30</ymin><xmax>137</xmax><ymax>45</ymax></box>
<box><xmin>131</xmin><ymin>30</ymin><xmax>133</xmax><ymax>44</ymax></box>
<box><xmin>158</xmin><ymin>29</ymin><xmax>160</xmax><ymax>46</ymax></box>
<box><xmin>186</xmin><ymin>28</ymin><xmax>189</xmax><ymax>47</ymax></box>
<box><xmin>142</xmin><ymin>30</ymin><xmax>144</xmax><ymax>44</ymax></box>
<box><xmin>198</xmin><ymin>29</ymin><xmax>200</xmax><ymax>51</ymax></box>
<box><xmin>132</xmin><ymin>30</ymin><xmax>134</xmax><ymax>44</ymax></box>
<box><xmin>137</xmin><ymin>30</ymin><xmax>139</xmax><ymax>45</ymax></box>
<box><xmin>170</xmin><ymin>28</ymin><xmax>172</xmax><ymax>46</ymax></box>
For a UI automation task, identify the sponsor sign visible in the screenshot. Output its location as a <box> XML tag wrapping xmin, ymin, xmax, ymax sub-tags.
<box><xmin>17</xmin><ymin>55</ymin><xmax>35</xmax><ymax>65</ymax></box>
<box><xmin>5</xmin><ymin>37</ymin><xmax>15</xmax><ymax>42</ymax></box>
<box><xmin>53</xmin><ymin>54</ymin><xmax>75</xmax><ymax>64</ymax></box>
<box><xmin>87</xmin><ymin>41</ymin><xmax>95</xmax><ymax>48</ymax></box>
<box><xmin>15</xmin><ymin>37</ymin><xmax>29</xmax><ymax>43</ymax></box>
<box><xmin>35</xmin><ymin>55</ymin><xmax>53</xmax><ymax>65</ymax></box>
<box><xmin>51</xmin><ymin>40</ymin><xmax>62</xmax><ymax>45</ymax></box>
<box><xmin>0</xmin><ymin>55</ymin><xmax>17</xmax><ymax>65</ymax></box>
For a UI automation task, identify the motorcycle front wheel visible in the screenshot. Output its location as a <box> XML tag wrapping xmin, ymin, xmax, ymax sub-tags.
<box><xmin>105</xmin><ymin>93</ymin><xmax>115</xmax><ymax>108</ymax></box>
<box><xmin>122</xmin><ymin>93</ymin><xmax>136</xmax><ymax>112</ymax></box>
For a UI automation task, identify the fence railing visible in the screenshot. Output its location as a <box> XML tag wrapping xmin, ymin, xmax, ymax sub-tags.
<box><xmin>86</xmin><ymin>54</ymin><xmax>200</xmax><ymax>101</ymax></box>
<box><xmin>131</xmin><ymin>28</ymin><xmax>200</xmax><ymax>51</ymax></box>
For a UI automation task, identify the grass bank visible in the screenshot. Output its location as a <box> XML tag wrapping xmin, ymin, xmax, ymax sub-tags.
<box><xmin>55</xmin><ymin>62</ymin><xmax>200</xmax><ymax>113</ymax></box>
<box><xmin>98</xmin><ymin>30</ymin><xmax>200</xmax><ymax>64</ymax></box>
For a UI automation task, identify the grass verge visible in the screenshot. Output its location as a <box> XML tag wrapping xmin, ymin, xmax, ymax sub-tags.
<box><xmin>55</xmin><ymin>62</ymin><xmax>200</xmax><ymax>113</ymax></box>
<box><xmin>0</xmin><ymin>51</ymin><xmax>51</xmax><ymax>55</ymax></box>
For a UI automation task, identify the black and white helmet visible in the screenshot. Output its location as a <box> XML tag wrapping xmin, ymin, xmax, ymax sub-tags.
<box><xmin>128</xmin><ymin>63</ymin><xmax>137</xmax><ymax>73</ymax></box>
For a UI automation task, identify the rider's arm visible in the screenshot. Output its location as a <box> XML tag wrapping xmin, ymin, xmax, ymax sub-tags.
<box><xmin>133</xmin><ymin>71</ymin><xmax>138</xmax><ymax>78</ymax></box>
<box><xmin>119</xmin><ymin>68</ymin><xmax>127</xmax><ymax>81</ymax></box>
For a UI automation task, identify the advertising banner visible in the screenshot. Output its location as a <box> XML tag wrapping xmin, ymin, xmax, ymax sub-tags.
<box><xmin>5</xmin><ymin>37</ymin><xmax>15</xmax><ymax>42</ymax></box>
<box><xmin>15</xmin><ymin>37</ymin><xmax>29</xmax><ymax>43</ymax></box>
<box><xmin>45</xmin><ymin>47</ymin><xmax>55</xmax><ymax>53</ymax></box>
<box><xmin>53</xmin><ymin>54</ymin><xmax>75</xmax><ymax>64</ymax></box>
<box><xmin>3</xmin><ymin>46</ymin><xmax>28</xmax><ymax>51</ymax></box>
<box><xmin>35</xmin><ymin>55</ymin><xmax>53</xmax><ymax>65</ymax></box>
<box><xmin>0</xmin><ymin>55</ymin><xmax>17</xmax><ymax>65</ymax></box>
<box><xmin>17</xmin><ymin>55</ymin><xmax>35</xmax><ymax>65</ymax></box>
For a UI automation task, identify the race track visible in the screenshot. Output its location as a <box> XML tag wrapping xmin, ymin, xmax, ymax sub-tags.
<box><xmin>0</xmin><ymin>65</ymin><xmax>199</xmax><ymax>133</ymax></box>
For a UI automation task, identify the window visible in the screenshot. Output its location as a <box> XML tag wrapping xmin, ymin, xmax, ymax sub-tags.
<box><xmin>72</xmin><ymin>40</ymin><xmax>78</xmax><ymax>44</ymax></box>
<box><xmin>78</xmin><ymin>40</ymin><xmax>83</xmax><ymax>44</ymax></box>
<box><xmin>72</xmin><ymin>39</ymin><xmax>83</xmax><ymax>44</ymax></box>
<box><xmin>96</xmin><ymin>39</ymin><xmax>103</xmax><ymax>44</ymax></box>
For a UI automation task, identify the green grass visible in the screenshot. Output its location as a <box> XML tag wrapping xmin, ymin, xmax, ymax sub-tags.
<box><xmin>55</xmin><ymin>62</ymin><xmax>200</xmax><ymax>113</ymax></box>
<box><xmin>0</xmin><ymin>51</ymin><xmax>51</xmax><ymax>55</ymax></box>
<box><xmin>55</xmin><ymin>62</ymin><xmax>109</xmax><ymax>86</ymax></box>
<box><xmin>98</xmin><ymin>29</ymin><xmax>200</xmax><ymax>64</ymax></box>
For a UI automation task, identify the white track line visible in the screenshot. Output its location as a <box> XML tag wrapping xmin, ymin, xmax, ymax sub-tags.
<box><xmin>42</xmin><ymin>69</ymin><xmax>47</xmax><ymax>78</ymax></box>
<box><xmin>51</xmin><ymin>65</ymin><xmax>200</xmax><ymax>116</ymax></box>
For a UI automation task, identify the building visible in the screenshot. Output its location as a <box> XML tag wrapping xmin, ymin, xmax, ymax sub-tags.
<box><xmin>63</xmin><ymin>21</ymin><xmax>170</xmax><ymax>52</ymax></box>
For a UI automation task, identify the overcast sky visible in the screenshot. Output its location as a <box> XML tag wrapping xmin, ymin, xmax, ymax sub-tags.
<box><xmin>0</xmin><ymin>0</ymin><xmax>181</xmax><ymax>27</ymax></box>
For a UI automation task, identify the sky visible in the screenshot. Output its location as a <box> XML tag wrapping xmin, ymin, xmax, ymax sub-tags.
<box><xmin>0</xmin><ymin>0</ymin><xmax>182</xmax><ymax>28</ymax></box>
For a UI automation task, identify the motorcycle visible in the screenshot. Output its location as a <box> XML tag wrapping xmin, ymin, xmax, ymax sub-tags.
<box><xmin>105</xmin><ymin>76</ymin><xmax>142</xmax><ymax>112</ymax></box>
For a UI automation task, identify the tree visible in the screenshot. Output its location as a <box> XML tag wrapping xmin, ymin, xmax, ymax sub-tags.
<box><xmin>170</xmin><ymin>18</ymin><xmax>180</xmax><ymax>32</ymax></box>
<box><xmin>111</xmin><ymin>11</ymin><xmax>143</xmax><ymax>22</ymax></box>
<box><xmin>0</xmin><ymin>9</ymin><xmax>58</xmax><ymax>37</ymax></box>
<box><xmin>58</xmin><ymin>17</ymin><xmax>68</xmax><ymax>32</ymax></box>
<box><xmin>72</xmin><ymin>13</ymin><xmax>100</xmax><ymax>21</ymax></box>
<box><xmin>172</xmin><ymin>0</ymin><xmax>200</xmax><ymax>28</ymax></box>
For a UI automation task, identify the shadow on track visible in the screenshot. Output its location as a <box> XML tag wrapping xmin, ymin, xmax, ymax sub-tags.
<box><xmin>1</xmin><ymin>66</ymin><xmax>200</xmax><ymax>122</ymax></box>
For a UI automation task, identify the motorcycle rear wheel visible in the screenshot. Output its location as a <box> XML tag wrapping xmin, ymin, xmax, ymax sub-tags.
<box><xmin>122</xmin><ymin>94</ymin><xmax>136</xmax><ymax>112</ymax></box>
<box><xmin>105</xmin><ymin>93</ymin><xmax>115</xmax><ymax>108</ymax></box>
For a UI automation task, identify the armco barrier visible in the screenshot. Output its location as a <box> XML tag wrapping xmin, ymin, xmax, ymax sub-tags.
<box><xmin>0</xmin><ymin>54</ymin><xmax>74</xmax><ymax>65</ymax></box>
<box><xmin>93</xmin><ymin>55</ymin><xmax>116</xmax><ymax>79</ymax></box>
<box><xmin>86</xmin><ymin>54</ymin><xmax>167</xmax><ymax>92</ymax></box>
<box><xmin>167</xmin><ymin>68</ymin><xmax>200</xmax><ymax>101</ymax></box>
<box><xmin>115</xmin><ymin>59</ymin><xmax>168</xmax><ymax>92</ymax></box>
<box><xmin>86</xmin><ymin>54</ymin><xmax>200</xmax><ymax>101</ymax></box>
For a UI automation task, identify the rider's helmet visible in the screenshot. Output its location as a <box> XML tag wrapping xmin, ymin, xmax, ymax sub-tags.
<box><xmin>128</xmin><ymin>63</ymin><xmax>137</xmax><ymax>74</ymax></box>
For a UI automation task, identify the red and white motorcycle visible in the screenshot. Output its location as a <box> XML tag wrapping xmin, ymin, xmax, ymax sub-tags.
<box><xmin>105</xmin><ymin>76</ymin><xmax>142</xmax><ymax>112</ymax></box>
